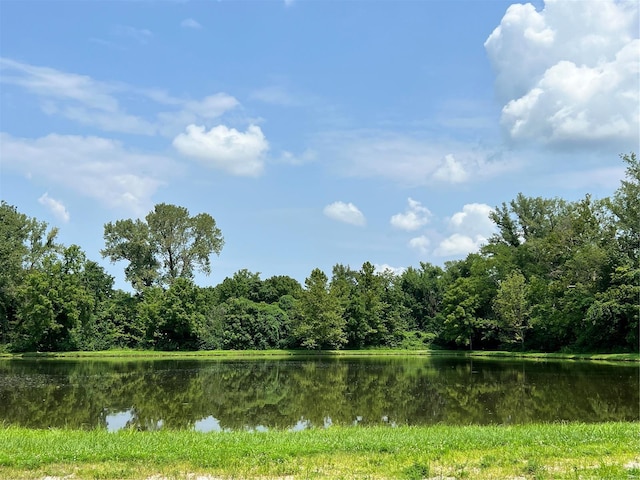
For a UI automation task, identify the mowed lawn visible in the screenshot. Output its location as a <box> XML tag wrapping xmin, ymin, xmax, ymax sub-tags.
<box><xmin>0</xmin><ymin>422</ymin><xmax>638</xmax><ymax>479</ymax></box>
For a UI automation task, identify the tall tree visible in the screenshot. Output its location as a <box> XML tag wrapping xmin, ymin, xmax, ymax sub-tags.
<box><xmin>608</xmin><ymin>152</ymin><xmax>639</xmax><ymax>266</ymax></box>
<box><xmin>439</xmin><ymin>255</ymin><xmax>498</xmax><ymax>350</ymax></box>
<box><xmin>294</xmin><ymin>268</ymin><xmax>346</xmax><ymax>350</ymax></box>
<box><xmin>102</xmin><ymin>203</ymin><xmax>224</xmax><ymax>290</ymax></box>
<box><xmin>493</xmin><ymin>271</ymin><xmax>531</xmax><ymax>350</ymax></box>
<box><xmin>399</xmin><ymin>262</ymin><xmax>444</xmax><ymax>332</ymax></box>
<box><xmin>13</xmin><ymin>245</ymin><xmax>93</xmax><ymax>351</ymax></box>
<box><xmin>0</xmin><ymin>202</ymin><xmax>59</xmax><ymax>344</ymax></box>
<box><xmin>346</xmin><ymin>262</ymin><xmax>387</xmax><ymax>348</ymax></box>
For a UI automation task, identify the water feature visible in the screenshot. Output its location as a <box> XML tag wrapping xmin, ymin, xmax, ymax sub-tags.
<box><xmin>0</xmin><ymin>356</ymin><xmax>637</xmax><ymax>431</ymax></box>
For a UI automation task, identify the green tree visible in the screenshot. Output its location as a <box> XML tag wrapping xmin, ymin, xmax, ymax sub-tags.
<box><xmin>102</xmin><ymin>203</ymin><xmax>224</xmax><ymax>290</ymax></box>
<box><xmin>92</xmin><ymin>289</ymin><xmax>142</xmax><ymax>349</ymax></box>
<box><xmin>135</xmin><ymin>286</ymin><xmax>165</xmax><ymax>348</ymax></box>
<box><xmin>576</xmin><ymin>153</ymin><xmax>640</xmax><ymax>352</ymax></box>
<box><xmin>0</xmin><ymin>202</ymin><xmax>59</xmax><ymax>344</ymax></box>
<box><xmin>399</xmin><ymin>262</ymin><xmax>444</xmax><ymax>332</ymax></box>
<box><xmin>608</xmin><ymin>153</ymin><xmax>639</xmax><ymax>264</ymax></box>
<box><xmin>346</xmin><ymin>262</ymin><xmax>387</xmax><ymax>348</ymax></box>
<box><xmin>377</xmin><ymin>268</ymin><xmax>410</xmax><ymax>347</ymax></box>
<box><xmin>216</xmin><ymin>269</ymin><xmax>263</xmax><ymax>303</ymax></box>
<box><xmin>439</xmin><ymin>255</ymin><xmax>498</xmax><ymax>350</ymax></box>
<box><xmin>578</xmin><ymin>266</ymin><xmax>639</xmax><ymax>351</ymax></box>
<box><xmin>493</xmin><ymin>271</ymin><xmax>531</xmax><ymax>350</ymax></box>
<box><xmin>294</xmin><ymin>268</ymin><xmax>346</xmax><ymax>350</ymax></box>
<box><xmin>12</xmin><ymin>246</ymin><xmax>93</xmax><ymax>351</ymax></box>
<box><xmin>102</xmin><ymin>218</ymin><xmax>158</xmax><ymax>290</ymax></box>
<box><xmin>155</xmin><ymin>278</ymin><xmax>205</xmax><ymax>350</ymax></box>
<box><xmin>259</xmin><ymin>275</ymin><xmax>302</xmax><ymax>303</ymax></box>
<box><xmin>219</xmin><ymin>298</ymin><xmax>289</xmax><ymax>350</ymax></box>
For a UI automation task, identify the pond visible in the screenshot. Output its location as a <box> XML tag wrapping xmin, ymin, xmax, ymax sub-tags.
<box><xmin>0</xmin><ymin>356</ymin><xmax>637</xmax><ymax>431</ymax></box>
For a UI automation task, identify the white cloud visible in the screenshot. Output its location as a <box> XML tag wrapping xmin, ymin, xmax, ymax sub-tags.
<box><xmin>434</xmin><ymin>233</ymin><xmax>487</xmax><ymax>257</ymax></box>
<box><xmin>38</xmin><ymin>193</ymin><xmax>70</xmax><ymax>223</ymax></box>
<box><xmin>0</xmin><ymin>58</ymin><xmax>119</xmax><ymax>111</ymax></box>
<box><xmin>278</xmin><ymin>149</ymin><xmax>317</xmax><ymax>165</ymax></box>
<box><xmin>448</xmin><ymin>203</ymin><xmax>495</xmax><ymax>237</ymax></box>
<box><xmin>183</xmin><ymin>94</ymin><xmax>239</xmax><ymax>119</ymax></box>
<box><xmin>157</xmin><ymin>93</ymin><xmax>240</xmax><ymax>136</ymax></box>
<box><xmin>0</xmin><ymin>58</ymin><xmax>156</xmax><ymax>135</ymax></box>
<box><xmin>323</xmin><ymin>201</ymin><xmax>366</xmax><ymax>226</ymax></box>
<box><xmin>374</xmin><ymin>264</ymin><xmax>406</xmax><ymax>276</ymax></box>
<box><xmin>181</xmin><ymin>18</ymin><xmax>202</xmax><ymax>29</ymax></box>
<box><xmin>434</xmin><ymin>203</ymin><xmax>495</xmax><ymax>257</ymax></box>
<box><xmin>390</xmin><ymin>198</ymin><xmax>432</xmax><ymax>231</ymax></box>
<box><xmin>485</xmin><ymin>0</ymin><xmax>639</xmax><ymax>149</ymax></box>
<box><xmin>57</xmin><ymin>105</ymin><xmax>156</xmax><ymax>135</ymax></box>
<box><xmin>0</xmin><ymin>58</ymin><xmax>240</xmax><ymax>137</ymax></box>
<box><xmin>408</xmin><ymin>235</ymin><xmax>430</xmax><ymax>255</ymax></box>
<box><xmin>432</xmin><ymin>154</ymin><xmax>468</xmax><ymax>183</ymax></box>
<box><xmin>173</xmin><ymin>124</ymin><xmax>268</xmax><ymax>177</ymax></box>
<box><xmin>0</xmin><ymin>133</ymin><xmax>173</xmax><ymax>215</ymax></box>
<box><xmin>318</xmin><ymin>130</ymin><xmax>517</xmax><ymax>186</ymax></box>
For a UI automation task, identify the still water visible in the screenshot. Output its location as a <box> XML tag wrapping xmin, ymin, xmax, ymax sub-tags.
<box><xmin>0</xmin><ymin>356</ymin><xmax>637</xmax><ymax>431</ymax></box>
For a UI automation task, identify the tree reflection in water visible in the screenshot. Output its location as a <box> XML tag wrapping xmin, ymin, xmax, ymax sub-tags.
<box><xmin>0</xmin><ymin>357</ymin><xmax>637</xmax><ymax>431</ymax></box>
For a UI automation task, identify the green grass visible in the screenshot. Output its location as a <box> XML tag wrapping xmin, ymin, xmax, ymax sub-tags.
<box><xmin>0</xmin><ymin>422</ymin><xmax>638</xmax><ymax>479</ymax></box>
<box><xmin>1</xmin><ymin>348</ymin><xmax>639</xmax><ymax>362</ymax></box>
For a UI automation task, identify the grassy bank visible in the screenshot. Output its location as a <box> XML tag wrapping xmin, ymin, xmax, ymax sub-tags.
<box><xmin>0</xmin><ymin>423</ymin><xmax>638</xmax><ymax>479</ymax></box>
<box><xmin>2</xmin><ymin>348</ymin><xmax>639</xmax><ymax>362</ymax></box>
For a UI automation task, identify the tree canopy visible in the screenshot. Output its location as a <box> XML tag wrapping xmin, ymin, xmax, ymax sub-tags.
<box><xmin>0</xmin><ymin>154</ymin><xmax>637</xmax><ymax>354</ymax></box>
<box><xmin>102</xmin><ymin>203</ymin><xmax>224</xmax><ymax>290</ymax></box>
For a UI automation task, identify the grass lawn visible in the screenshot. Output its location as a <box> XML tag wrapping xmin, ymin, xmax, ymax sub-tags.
<box><xmin>0</xmin><ymin>422</ymin><xmax>638</xmax><ymax>479</ymax></box>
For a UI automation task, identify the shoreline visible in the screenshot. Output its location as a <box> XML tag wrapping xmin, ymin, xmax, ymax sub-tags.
<box><xmin>1</xmin><ymin>348</ymin><xmax>639</xmax><ymax>362</ymax></box>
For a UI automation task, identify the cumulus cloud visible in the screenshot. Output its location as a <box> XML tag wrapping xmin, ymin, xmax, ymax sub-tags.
<box><xmin>434</xmin><ymin>233</ymin><xmax>487</xmax><ymax>257</ymax></box>
<box><xmin>434</xmin><ymin>203</ymin><xmax>495</xmax><ymax>257</ymax></box>
<box><xmin>173</xmin><ymin>124</ymin><xmax>268</xmax><ymax>176</ymax></box>
<box><xmin>0</xmin><ymin>133</ymin><xmax>173</xmax><ymax>215</ymax></box>
<box><xmin>374</xmin><ymin>264</ymin><xmax>406</xmax><ymax>276</ymax></box>
<box><xmin>390</xmin><ymin>198</ymin><xmax>432</xmax><ymax>231</ymax></box>
<box><xmin>38</xmin><ymin>193</ymin><xmax>70</xmax><ymax>223</ymax></box>
<box><xmin>408</xmin><ymin>235</ymin><xmax>430</xmax><ymax>255</ymax></box>
<box><xmin>323</xmin><ymin>201</ymin><xmax>366</xmax><ymax>226</ymax></box>
<box><xmin>485</xmin><ymin>0</ymin><xmax>639</xmax><ymax>149</ymax></box>
<box><xmin>449</xmin><ymin>203</ymin><xmax>495</xmax><ymax>236</ymax></box>
<box><xmin>432</xmin><ymin>154</ymin><xmax>468</xmax><ymax>183</ymax></box>
<box><xmin>180</xmin><ymin>18</ymin><xmax>202</xmax><ymax>29</ymax></box>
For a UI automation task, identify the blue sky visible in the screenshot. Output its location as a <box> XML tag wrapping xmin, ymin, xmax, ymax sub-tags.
<box><xmin>1</xmin><ymin>0</ymin><xmax>638</xmax><ymax>290</ymax></box>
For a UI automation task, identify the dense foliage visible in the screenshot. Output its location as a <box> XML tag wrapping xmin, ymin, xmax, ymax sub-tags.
<box><xmin>1</xmin><ymin>154</ymin><xmax>637</xmax><ymax>353</ymax></box>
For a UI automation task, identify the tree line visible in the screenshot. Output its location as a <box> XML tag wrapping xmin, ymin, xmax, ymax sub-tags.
<box><xmin>0</xmin><ymin>153</ymin><xmax>637</xmax><ymax>353</ymax></box>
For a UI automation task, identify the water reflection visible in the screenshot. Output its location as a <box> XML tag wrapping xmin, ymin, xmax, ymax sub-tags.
<box><xmin>0</xmin><ymin>357</ymin><xmax>637</xmax><ymax>431</ymax></box>
<box><xmin>105</xmin><ymin>409</ymin><xmax>134</xmax><ymax>432</ymax></box>
<box><xmin>194</xmin><ymin>415</ymin><xmax>225</xmax><ymax>433</ymax></box>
